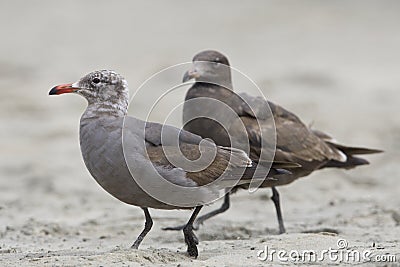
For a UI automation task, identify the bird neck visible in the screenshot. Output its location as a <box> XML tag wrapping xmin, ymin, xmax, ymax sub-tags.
<box><xmin>195</xmin><ymin>79</ymin><xmax>233</xmax><ymax>91</ymax></box>
<box><xmin>194</xmin><ymin>71</ymin><xmax>233</xmax><ymax>90</ymax></box>
<box><xmin>83</xmin><ymin>98</ymin><xmax>129</xmax><ymax>119</ymax></box>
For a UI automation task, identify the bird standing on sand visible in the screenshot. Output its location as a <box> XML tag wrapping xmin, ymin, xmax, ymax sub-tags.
<box><xmin>49</xmin><ymin>69</ymin><xmax>290</xmax><ymax>258</ymax></box>
<box><xmin>164</xmin><ymin>50</ymin><xmax>382</xmax><ymax>233</ymax></box>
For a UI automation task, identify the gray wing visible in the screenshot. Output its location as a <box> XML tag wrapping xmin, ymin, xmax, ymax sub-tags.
<box><xmin>236</xmin><ymin>93</ymin><xmax>346</xmax><ymax>163</ymax></box>
<box><xmin>238</xmin><ymin>92</ymin><xmax>271</xmax><ymax>120</ymax></box>
<box><xmin>145</xmin><ymin>121</ymin><xmax>206</xmax><ymax>146</ymax></box>
<box><xmin>130</xmin><ymin>117</ymin><xmax>262</xmax><ymax>184</ymax></box>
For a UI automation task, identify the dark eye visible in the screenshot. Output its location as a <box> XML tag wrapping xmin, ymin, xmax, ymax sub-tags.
<box><xmin>92</xmin><ymin>77</ymin><xmax>101</xmax><ymax>84</ymax></box>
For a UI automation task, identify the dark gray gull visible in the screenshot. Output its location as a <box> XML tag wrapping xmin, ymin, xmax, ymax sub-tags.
<box><xmin>49</xmin><ymin>69</ymin><xmax>292</xmax><ymax>258</ymax></box>
<box><xmin>163</xmin><ymin>50</ymin><xmax>382</xmax><ymax>234</ymax></box>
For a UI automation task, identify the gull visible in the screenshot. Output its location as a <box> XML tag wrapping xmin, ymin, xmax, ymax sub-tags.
<box><xmin>49</xmin><ymin>69</ymin><xmax>291</xmax><ymax>257</ymax></box>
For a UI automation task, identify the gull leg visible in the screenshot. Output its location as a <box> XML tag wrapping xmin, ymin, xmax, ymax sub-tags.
<box><xmin>271</xmin><ymin>187</ymin><xmax>286</xmax><ymax>234</ymax></box>
<box><xmin>131</xmin><ymin>208</ymin><xmax>153</xmax><ymax>249</ymax></box>
<box><xmin>163</xmin><ymin>192</ymin><xmax>230</xmax><ymax>231</ymax></box>
<box><xmin>192</xmin><ymin>193</ymin><xmax>230</xmax><ymax>228</ymax></box>
<box><xmin>183</xmin><ymin>206</ymin><xmax>202</xmax><ymax>258</ymax></box>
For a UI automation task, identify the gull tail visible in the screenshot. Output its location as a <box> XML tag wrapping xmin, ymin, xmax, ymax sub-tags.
<box><xmin>323</xmin><ymin>142</ymin><xmax>382</xmax><ymax>170</ymax></box>
<box><xmin>326</xmin><ymin>142</ymin><xmax>383</xmax><ymax>155</ymax></box>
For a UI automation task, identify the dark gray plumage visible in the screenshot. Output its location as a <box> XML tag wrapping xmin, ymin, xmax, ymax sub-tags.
<box><xmin>166</xmin><ymin>50</ymin><xmax>382</xmax><ymax>233</ymax></box>
<box><xmin>49</xmin><ymin>69</ymin><xmax>290</xmax><ymax>258</ymax></box>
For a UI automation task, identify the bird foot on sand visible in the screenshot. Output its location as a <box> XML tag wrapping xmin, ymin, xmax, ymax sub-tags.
<box><xmin>184</xmin><ymin>229</ymin><xmax>199</xmax><ymax>258</ymax></box>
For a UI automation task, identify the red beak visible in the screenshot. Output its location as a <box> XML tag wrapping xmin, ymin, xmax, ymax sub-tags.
<box><xmin>49</xmin><ymin>83</ymin><xmax>78</xmax><ymax>95</ymax></box>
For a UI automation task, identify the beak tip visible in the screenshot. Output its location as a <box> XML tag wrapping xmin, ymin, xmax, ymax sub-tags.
<box><xmin>49</xmin><ymin>87</ymin><xmax>58</xmax><ymax>95</ymax></box>
<box><xmin>182</xmin><ymin>72</ymin><xmax>190</xmax><ymax>83</ymax></box>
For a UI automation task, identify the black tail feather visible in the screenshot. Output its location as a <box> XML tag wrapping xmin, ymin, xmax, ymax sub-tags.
<box><xmin>323</xmin><ymin>156</ymin><xmax>369</xmax><ymax>170</ymax></box>
<box><xmin>326</xmin><ymin>142</ymin><xmax>383</xmax><ymax>155</ymax></box>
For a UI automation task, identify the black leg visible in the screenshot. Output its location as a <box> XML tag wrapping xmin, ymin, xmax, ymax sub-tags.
<box><xmin>163</xmin><ymin>193</ymin><xmax>230</xmax><ymax>231</ymax></box>
<box><xmin>131</xmin><ymin>208</ymin><xmax>153</xmax><ymax>249</ymax></box>
<box><xmin>193</xmin><ymin>193</ymin><xmax>230</xmax><ymax>228</ymax></box>
<box><xmin>183</xmin><ymin>206</ymin><xmax>202</xmax><ymax>258</ymax></box>
<box><xmin>271</xmin><ymin>187</ymin><xmax>286</xmax><ymax>234</ymax></box>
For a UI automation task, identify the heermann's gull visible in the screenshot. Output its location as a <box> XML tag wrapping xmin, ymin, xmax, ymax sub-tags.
<box><xmin>48</xmin><ymin>69</ymin><xmax>292</xmax><ymax>258</ymax></box>
<box><xmin>163</xmin><ymin>50</ymin><xmax>382</xmax><ymax>233</ymax></box>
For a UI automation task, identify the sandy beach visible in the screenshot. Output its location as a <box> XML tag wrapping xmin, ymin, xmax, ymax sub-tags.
<box><xmin>0</xmin><ymin>1</ymin><xmax>399</xmax><ymax>266</ymax></box>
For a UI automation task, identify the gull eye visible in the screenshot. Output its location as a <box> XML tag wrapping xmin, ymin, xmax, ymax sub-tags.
<box><xmin>92</xmin><ymin>77</ymin><xmax>101</xmax><ymax>84</ymax></box>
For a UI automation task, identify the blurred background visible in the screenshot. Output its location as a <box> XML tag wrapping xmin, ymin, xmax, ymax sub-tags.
<box><xmin>0</xmin><ymin>0</ymin><xmax>399</xmax><ymax>265</ymax></box>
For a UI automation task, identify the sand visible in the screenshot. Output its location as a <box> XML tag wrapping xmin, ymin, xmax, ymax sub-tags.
<box><xmin>0</xmin><ymin>1</ymin><xmax>399</xmax><ymax>266</ymax></box>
